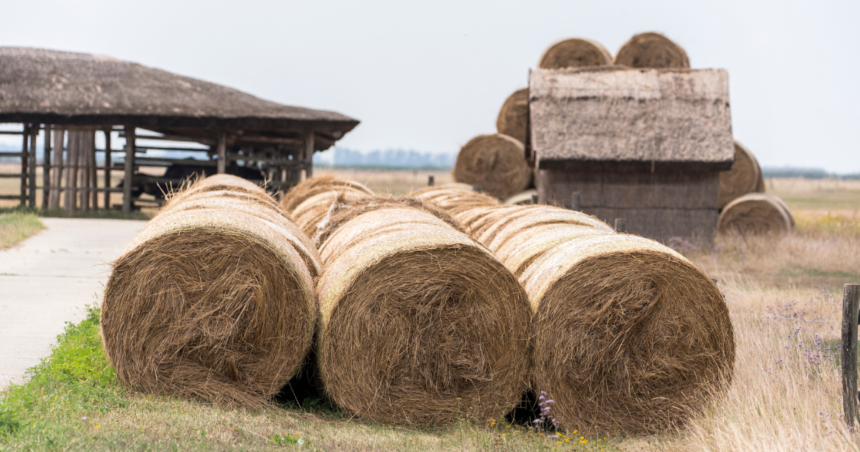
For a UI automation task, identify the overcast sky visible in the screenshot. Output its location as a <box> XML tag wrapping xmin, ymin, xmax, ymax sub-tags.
<box><xmin>2</xmin><ymin>0</ymin><xmax>858</xmax><ymax>172</ymax></box>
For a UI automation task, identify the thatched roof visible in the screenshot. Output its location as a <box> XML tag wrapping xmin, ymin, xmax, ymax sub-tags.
<box><xmin>0</xmin><ymin>47</ymin><xmax>359</xmax><ymax>137</ymax></box>
<box><xmin>529</xmin><ymin>66</ymin><xmax>733</xmax><ymax>171</ymax></box>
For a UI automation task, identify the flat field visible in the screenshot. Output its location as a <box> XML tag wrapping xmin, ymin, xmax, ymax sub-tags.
<box><xmin>1</xmin><ymin>172</ymin><xmax>860</xmax><ymax>451</ymax></box>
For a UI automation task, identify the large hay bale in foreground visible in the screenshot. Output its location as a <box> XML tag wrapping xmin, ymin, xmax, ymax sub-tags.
<box><xmin>538</xmin><ymin>38</ymin><xmax>613</xmax><ymax>69</ymax></box>
<box><xmin>315</xmin><ymin>197</ymin><xmax>530</xmax><ymax>426</ymax></box>
<box><xmin>614</xmin><ymin>32</ymin><xmax>690</xmax><ymax>68</ymax></box>
<box><xmin>717</xmin><ymin>193</ymin><xmax>794</xmax><ymax>235</ymax></box>
<box><xmin>453</xmin><ymin>134</ymin><xmax>531</xmax><ymax>199</ymax></box>
<box><xmin>521</xmin><ymin>234</ymin><xmax>734</xmax><ymax>434</ymax></box>
<box><xmin>102</xmin><ymin>205</ymin><xmax>319</xmax><ymax>406</ymax></box>
<box><xmin>411</xmin><ymin>184</ymin><xmax>502</xmax><ymax>215</ymax></box>
<box><xmin>718</xmin><ymin>141</ymin><xmax>764</xmax><ymax>208</ymax></box>
<box><xmin>495</xmin><ymin>88</ymin><xmax>529</xmax><ymax>144</ymax></box>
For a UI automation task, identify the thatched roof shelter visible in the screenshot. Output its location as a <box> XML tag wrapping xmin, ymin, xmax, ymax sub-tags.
<box><xmin>0</xmin><ymin>47</ymin><xmax>358</xmax><ymax>144</ymax></box>
<box><xmin>0</xmin><ymin>47</ymin><xmax>359</xmax><ymax>212</ymax></box>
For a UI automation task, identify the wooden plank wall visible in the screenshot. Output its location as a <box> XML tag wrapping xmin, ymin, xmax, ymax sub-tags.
<box><xmin>537</xmin><ymin>169</ymin><xmax>720</xmax><ymax>245</ymax></box>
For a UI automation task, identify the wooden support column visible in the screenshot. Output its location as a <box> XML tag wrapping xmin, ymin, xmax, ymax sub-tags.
<box><xmin>217</xmin><ymin>132</ymin><xmax>227</xmax><ymax>174</ymax></box>
<box><xmin>79</xmin><ymin>132</ymin><xmax>89</xmax><ymax>211</ymax></box>
<box><xmin>28</xmin><ymin>126</ymin><xmax>38</xmax><ymax>208</ymax></box>
<box><xmin>103</xmin><ymin>129</ymin><xmax>111</xmax><ymax>209</ymax></box>
<box><xmin>42</xmin><ymin>125</ymin><xmax>51</xmax><ymax>209</ymax></box>
<box><xmin>122</xmin><ymin>126</ymin><xmax>135</xmax><ymax>213</ymax></box>
<box><xmin>90</xmin><ymin>131</ymin><xmax>98</xmax><ymax>209</ymax></box>
<box><xmin>65</xmin><ymin>132</ymin><xmax>76</xmax><ymax>213</ymax></box>
<box><xmin>304</xmin><ymin>131</ymin><xmax>314</xmax><ymax>179</ymax></box>
<box><xmin>20</xmin><ymin>125</ymin><xmax>29</xmax><ymax>207</ymax></box>
<box><xmin>50</xmin><ymin>128</ymin><xmax>64</xmax><ymax>209</ymax></box>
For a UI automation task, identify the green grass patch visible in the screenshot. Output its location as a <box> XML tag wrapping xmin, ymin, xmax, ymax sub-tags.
<box><xmin>0</xmin><ymin>308</ymin><xmax>618</xmax><ymax>451</ymax></box>
<box><xmin>0</xmin><ymin>206</ymin><xmax>151</xmax><ymax>221</ymax></box>
<box><xmin>0</xmin><ymin>212</ymin><xmax>43</xmax><ymax>249</ymax></box>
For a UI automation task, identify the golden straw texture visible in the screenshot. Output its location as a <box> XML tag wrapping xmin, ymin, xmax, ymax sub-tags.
<box><xmin>452</xmin><ymin>134</ymin><xmax>531</xmax><ymax>199</ymax></box>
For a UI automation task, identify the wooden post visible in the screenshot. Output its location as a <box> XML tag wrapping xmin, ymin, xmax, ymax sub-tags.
<box><xmin>428</xmin><ymin>175</ymin><xmax>435</xmax><ymax>186</ymax></box>
<box><xmin>843</xmin><ymin>284</ymin><xmax>860</xmax><ymax>427</ymax></box>
<box><xmin>28</xmin><ymin>126</ymin><xmax>37</xmax><ymax>208</ymax></box>
<box><xmin>20</xmin><ymin>125</ymin><xmax>29</xmax><ymax>207</ymax></box>
<box><xmin>570</xmin><ymin>192</ymin><xmax>581</xmax><ymax>211</ymax></box>
<box><xmin>42</xmin><ymin>125</ymin><xmax>51</xmax><ymax>209</ymax></box>
<box><xmin>472</xmin><ymin>184</ymin><xmax>482</xmax><ymax>193</ymax></box>
<box><xmin>50</xmin><ymin>128</ymin><xmax>63</xmax><ymax>209</ymax></box>
<box><xmin>615</xmin><ymin>218</ymin><xmax>627</xmax><ymax>233</ymax></box>
<box><xmin>122</xmin><ymin>126</ymin><xmax>135</xmax><ymax>213</ymax></box>
<box><xmin>79</xmin><ymin>131</ymin><xmax>89</xmax><ymax>211</ymax></box>
<box><xmin>531</xmin><ymin>194</ymin><xmax>538</xmax><ymax>205</ymax></box>
<box><xmin>304</xmin><ymin>132</ymin><xmax>314</xmax><ymax>179</ymax></box>
<box><xmin>90</xmin><ymin>131</ymin><xmax>98</xmax><ymax>208</ymax></box>
<box><xmin>65</xmin><ymin>131</ymin><xmax>76</xmax><ymax>213</ymax></box>
<box><xmin>103</xmin><ymin>129</ymin><xmax>112</xmax><ymax>209</ymax></box>
<box><xmin>217</xmin><ymin>132</ymin><xmax>227</xmax><ymax>174</ymax></box>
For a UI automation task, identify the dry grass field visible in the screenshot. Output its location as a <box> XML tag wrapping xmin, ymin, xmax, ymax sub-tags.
<box><xmin>2</xmin><ymin>169</ymin><xmax>860</xmax><ymax>450</ymax></box>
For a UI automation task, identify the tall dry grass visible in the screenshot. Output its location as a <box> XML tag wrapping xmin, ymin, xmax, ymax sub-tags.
<box><xmin>631</xmin><ymin>222</ymin><xmax>860</xmax><ymax>451</ymax></box>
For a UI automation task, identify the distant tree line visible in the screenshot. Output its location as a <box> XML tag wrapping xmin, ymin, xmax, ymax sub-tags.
<box><xmin>313</xmin><ymin>148</ymin><xmax>455</xmax><ymax>170</ymax></box>
<box><xmin>762</xmin><ymin>167</ymin><xmax>860</xmax><ymax>180</ymax></box>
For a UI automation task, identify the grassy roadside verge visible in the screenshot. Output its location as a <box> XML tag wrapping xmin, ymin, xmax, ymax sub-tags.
<box><xmin>0</xmin><ymin>212</ymin><xmax>44</xmax><ymax>249</ymax></box>
<box><xmin>0</xmin><ymin>308</ymin><xmax>616</xmax><ymax>451</ymax></box>
<box><xmin>0</xmin><ymin>206</ymin><xmax>152</xmax><ymax>221</ymax></box>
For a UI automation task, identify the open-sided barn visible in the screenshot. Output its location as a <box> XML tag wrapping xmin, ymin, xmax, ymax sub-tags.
<box><xmin>0</xmin><ymin>47</ymin><xmax>359</xmax><ymax>212</ymax></box>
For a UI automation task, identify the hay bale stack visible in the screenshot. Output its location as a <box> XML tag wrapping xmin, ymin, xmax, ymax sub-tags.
<box><xmin>538</xmin><ymin>38</ymin><xmax>613</xmax><ymax>69</ymax></box>
<box><xmin>280</xmin><ymin>175</ymin><xmax>375</xmax><ymax>238</ymax></box>
<box><xmin>102</xmin><ymin>175</ymin><xmax>320</xmax><ymax>406</ymax></box>
<box><xmin>164</xmin><ymin>174</ymin><xmax>274</xmax><ymax>209</ymax></box>
<box><xmin>718</xmin><ymin>141</ymin><xmax>764</xmax><ymax>208</ymax></box>
<box><xmin>520</xmin><ymin>234</ymin><xmax>734</xmax><ymax>434</ymax></box>
<box><xmin>411</xmin><ymin>184</ymin><xmax>502</xmax><ymax>215</ymax></box>
<box><xmin>315</xmin><ymin>197</ymin><xmax>531</xmax><ymax>426</ymax></box>
<box><xmin>504</xmin><ymin>189</ymin><xmax>537</xmax><ymax>206</ymax></box>
<box><xmin>495</xmin><ymin>88</ymin><xmax>529</xmax><ymax>144</ymax></box>
<box><xmin>452</xmin><ymin>134</ymin><xmax>531</xmax><ymax>199</ymax></box>
<box><xmin>614</xmin><ymin>32</ymin><xmax>690</xmax><ymax>68</ymax></box>
<box><xmin>717</xmin><ymin>193</ymin><xmax>794</xmax><ymax>235</ymax></box>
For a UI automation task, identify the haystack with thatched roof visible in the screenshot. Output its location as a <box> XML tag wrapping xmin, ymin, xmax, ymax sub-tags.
<box><xmin>0</xmin><ymin>47</ymin><xmax>359</xmax><ymax>212</ymax></box>
<box><xmin>529</xmin><ymin>66</ymin><xmax>734</xmax><ymax>244</ymax></box>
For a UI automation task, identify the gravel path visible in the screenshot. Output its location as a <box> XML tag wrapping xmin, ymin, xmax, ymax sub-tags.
<box><xmin>0</xmin><ymin>218</ymin><xmax>146</xmax><ymax>390</ymax></box>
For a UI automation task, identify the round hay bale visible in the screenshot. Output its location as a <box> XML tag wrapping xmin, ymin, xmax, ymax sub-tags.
<box><xmin>462</xmin><ymin>205</ymin><xmax>613</xmax><ymax>246</ymax></box>
<box><xmin>451</xmin><ymin>206</ymin><xmax>503</xmax><ymax>234</ymax></box>
<box><xmin>280</xmin><ymin>175</ymin><xmax>373</xmax><ymax>213</ymax></box>
<box><xmin>494</xmin><ymin>224</ymin><xmax>607</xmax><ymax>277</ymax></box>
<box><xmin>315</xmin><ymin>199</ymin><xmax>530</xmax><ymax>426</ymax></box>
<box><xmin>101</xmin><ymin>208</ymin><xmax>319</xmax><ymax>406</ymax></box>
<box><xmin>718</xmin><ymin>141</ymin><xmax>764</xmax><ymax>208</ymax></box>
<box><xmin>537</xmin><ymin>38</ymin><xmax>613</xmax><ymax>69</ymax></box>
<box><xmin>504</xmin><ymin>189</ymin><xmax>538</xmax><ymax>206</ymax></box>
<box><xmin>495</xmin><ymin>88</ymin><xmax>529</xmax><ymax>144</ymax></box>
<box><xmin>452</xmin><ymin>134</ymin><xmax>531</xmax><ymax>199</ymax></box>
<box><xmin>161</xmin><ymin>189</ymin><xmax>285</xmax><ymax>218</ymax></box>
<box><xmin>717</xmin><ymin>193</ymin><xmax>794</xmax><ymax>235</ymax></box>
<box><xmin>613</xmin><ymin>32</ymin><xmax>690</xmax><ymax>69</ymax></box>
<box><xmin>411</xmin><ymin>186</ymin><xmax>502</xmax><ymax>215</ymax></box>
<box><xmin>159</xmin><ymin>194</ymin><xmax>321</xmax><ymax>278</ymax></box>
<box><xmin>521</xmin><ymin>234</ymin><xmax>734</xmax><ymax>434</ymax></box>
<box><xmin>164</xmin><ymin>174</ymin><xmax>272</xmax><ymax>210</ymax></box>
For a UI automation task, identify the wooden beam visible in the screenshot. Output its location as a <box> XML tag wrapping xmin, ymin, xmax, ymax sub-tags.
<box><xmin>124</xmin><ymin>132</ymin><xmax>215</xmax><ymax>146</ymax></box>
<box><xmin>233</xmin><ymin>135</ymin><xmax>302</xmax><ymax>146</ymax></box>
<box><xmin>28</xmin><ymin>126</ymin><xmax>37</xmax><ymax>208</ymax></box>
<box><xmin>90</xmin><ymin>131</ymin><xmax>98</xmax><ymax>209</ymax></box>
<box><xmin>122</xmin><ymin>126</ymin><xmax>135</xmax><ymax>213</ymax></box>
<box><xmin>65</xmin><ymin>131</ymin><xmax>76</xmax><ymax>213</ymax></box>
<box><xmin>42</xmin><ymin>125</ymin><xmax>51</xmax><ymax>209</ymax></box>
<box><xmin>304</xmin><ymin>132</ymin><xmax>314</xmax><ymax>178</ymax></box>
<box><xmin>104</xmin><ymin>129</ymin><xmax>112</xmax><ymax>209</ymax></box>
<box><xmin>217</xmin><ymin>132</ymin><xmax>227</xmax><ymax>174</ymax></box>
